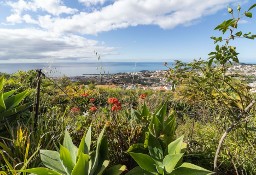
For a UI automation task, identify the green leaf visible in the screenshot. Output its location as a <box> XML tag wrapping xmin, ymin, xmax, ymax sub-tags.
<box><xmin>90</xmin><ymin>125</ymin><xmax>106</xmax><ymax>174</ymax></box>
<box><xmin>149</xmin><ymin>115</ymin><xmax>161</xmax><ymax>137</ymax></box>
<box><xmin>63</xmin><ymin>130</ymin><xmax>78</xmax><ymax>164</ymax></box>
<box><xmin>141</xmin><ymin>102</ymin><xmax>150</xmax><ymax>117</ymax></box>
<box><xmin>104</xmin><ymin>164</ymin><xmax>127</xmax><ymax>175</ymax></box>
<box><xmin>40</xmin><ymin>150</ymin><xmax>67</xmax><ymax>174</ymax></box>
<box><xmin>60</xmin><ymin>145</ymin><xmax>75</xmax><ymax>174</ymax></box>
<box><xmin>148</xmin><ymin>134</ymin><xmax>163</xmax><ymax>160</ymax></box>
<box><xmin>154</xmin><ymin>103</ymin><xmax>167</xmax><ymax>125</ymax></box>
<box><xmin>245</xmin><ymin>11</ymin><xmax>252</xmax><ymax>18</ymax></box>
<box><xmin>0</xmin><ymin>102</ymin><xmax>32</xmax><ymax>119</ymax></box>
<box><xmin>95</xmin><ymin>160</ymin><xmax>110</xmax><ymax>175</ymax></box>
<box><xmin>78</xmin><ymin>126</ymin><xmax>91</xmax><ymax>156</ymax></box>
<box><xmin>3</xmin><ymin>90</ymin><xmax>16</xmax><ymax>100</ymax></box>
<box><xmin>235</xmin><ymin>31</ymin><xmax>242</xmax><ymax>37</ymax></box>
<box><xmin>20</xmin><ymin>167</ymin><xmax>62</xmax><ymax>175</ymax></box>
<box><xmin>164</xmin><ymin>111</ymin><xmax>176</xmax><ymax>135</ymax></box>
<box><xmin>208</xmin><ymin>59</ymin><xmax>214</xmax><ymax>68</ymax></box>
<box><xmin>0</xmin><ymin>93</ymin><xmax>6</xmax><ymax>111</ymax></box>
<box><xmin>71</xmin><ymin>153</ymin><xmax>90</xmax><ymax>175</ymax></box>
<box><xmin>170</xmin><ymin>163</ymin><xmax>214</xmax><ymax>175</ymax></box>
<box><xmin>0</xmin><ymin>150</ymin><xmax>15</xmax><ymax>173</ymax></box>
<box><xmin>129</xmin><ymin>152</ymin><xmax>157</xmax><ymax>173</ymax></box>
<box><xmin>125</xmin><ymin>166</ymin><xmax>154</xmax><ymax>175</ymax></box>
<box><xmin>248</xmin><ymin>3</ymin><xmax>256</xmax><ymax>11</ymax></box>
<box><xmin>168</xmin><ymin>136</ymin><xmax>184</xmax><ymax>155</ymax></box>
<box><xmin>163</xmin><ymin>154</ymin><xmax>184</xmax><ymax>173</ymax></box>
<box><xmin>4</xmin><ymin>90</ymin><xmax>30</xmax><ymax>110</ymax></box>
<box><xmin>126</xmin><ymin>143</ymin><xmax>147</xmax><ymax>153</ymax></box>
<box><xmin>0</xmin><ymin>77</ymin><xmax>4</xmax><ymax>92</ymax></box>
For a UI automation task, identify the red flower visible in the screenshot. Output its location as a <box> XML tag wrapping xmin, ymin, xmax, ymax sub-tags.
<box><xmin>139</xmin><ymin>94</ymin><xmax>147</xmax><ymax>99</ymax></box>
<box><xmin>89</xmin><ymin>106</ymin><xmax>97</xmax><ymax>112</ymax></box>
<box><xmin>107</xmin><ymin>97</ymin><xmax>119</xmax><ymax>104</ymax></box>
<box><xmin>71</xmin><ymin>107</ymin><xmax>80</xmax><ymax>113</ymax></box>
<box><xmin>81</xmin><ymin>93</ymin><xmax>89</xmax><ymax>97</ymax></box>
<box><xmin>90</xmin><ymin>98</ymin><xmax>96</xmax><ymax>103</ymax></box>
<box><xmin>111</xmin><ymin>103</ymin><xmax>122</xmax><ymax>111</ymax></box>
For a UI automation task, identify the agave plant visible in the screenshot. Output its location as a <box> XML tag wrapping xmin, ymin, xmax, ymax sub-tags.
<box><xmin>21</xmin><ymin>125</ymin><xmax>126</xmax><ymax>175</ymax></box>
<box><xmin>127</xmin><ymin>136</ymin><xmax>214</xmax><ymax>175</ymax></box>
<box><xmin>126</xmin><ymin>103</ymin><xmax>214</xmax><ymax>175</ymax></box>
<box><xmin>0</xmin><ymin>76</ymin><xmax>32</xmax><ymax>126</ymax></box>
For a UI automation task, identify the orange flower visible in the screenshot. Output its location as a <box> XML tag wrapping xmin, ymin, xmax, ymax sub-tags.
<box><xmin>139</xmin><ymin>94</ymin><xmax>147</xmax><ymax>99</ymax></box>
<box><xmin>107</xmin><ymin>97</ymin><xmax>119</xmax><ymax>104</ymax></box>
<box><xmin>90</xmin><ymin>98</ymin><xmax>96</xmax><ymax>103</ymax></box>
<box><xmin>71</xmin><ymin>107</ymin><xmax>80</xmax><ymax>113</ymax></box>
<box><xmin>89</xmin><ymin>106</ymin><xmax>97</xmax><ymax>112</ymax></box>
<box><xmin>81</xmin><ymin>93</ymin><xmax>89</xmax><ymax>97</ymax></box>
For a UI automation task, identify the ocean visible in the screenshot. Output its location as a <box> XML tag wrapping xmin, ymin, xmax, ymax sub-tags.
<box><xmin>0</xmin><ymin>62</ymin><xmax>171</xmax><ymax>77</ymax></box>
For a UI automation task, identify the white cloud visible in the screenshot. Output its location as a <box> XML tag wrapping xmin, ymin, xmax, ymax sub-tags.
<box><xmin>2</xmin><ymin>0</ymin><xmax>242</xmax><ymax>62</ymax></box>
<box><xmin>32</xmin><ymin>0</ymin><xmax>238</xmax><ymax>35</ymax></box>
<box><xmin>0</xmin><ymin>28</ymin><xmax>115</xmax><ymax>61</ymax></box>
<box><xmin>5</xmin><ymin>0</ymin><xmax>239</xmax><ymax>34</ymax></box>
<box><xmin>6</xmin><ymin>0</ymin><xmax>77</xmax><ymax>16</ymax></box>
<box><xmin>79</xmin><ymin>0</ymin><xmax>108</xmax><ymax>6</ymax></box>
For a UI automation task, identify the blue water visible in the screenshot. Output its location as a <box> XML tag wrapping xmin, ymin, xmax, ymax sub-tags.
<box><xmin>0</xmin><ymin>62</ymin><xmax>171</xmax><ymax>77</ymax></box>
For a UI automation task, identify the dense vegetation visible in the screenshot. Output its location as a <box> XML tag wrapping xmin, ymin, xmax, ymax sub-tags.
<box><xmin>0</xmin><ymin>3</ymin><xmax>256</xmax><ymax>175</ymax></box>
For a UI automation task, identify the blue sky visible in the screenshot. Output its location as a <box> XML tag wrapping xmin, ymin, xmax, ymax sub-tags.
<box><xmin>0</xmin><ymin>0</ymin><xmax>255</xmax><ymax>63</ymax></box>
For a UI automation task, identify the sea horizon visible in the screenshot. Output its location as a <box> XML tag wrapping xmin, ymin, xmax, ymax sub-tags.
<box><xmin>0</xmin><ymin>61</ymin><xmax>172</xmax><ymax>77</ymax></box>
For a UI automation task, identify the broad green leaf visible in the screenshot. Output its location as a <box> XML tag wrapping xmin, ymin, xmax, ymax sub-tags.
<box><xmin>104</xmin><ymin>164</ymin><xmax>127</xmax><ymax>175</ymax></box>
<box><xmin>0</xmin><ymin>103</ymin><xmax>32</xmax><ymax>119</ymax></box>
<box><xmin>0</xmin><ymin>77</ymin><xmax>4</xmax><ymax>92</ymax></box>
<box><xmin>4</xmin><ymin>90</ymin><xmax>30</xmax><ymax>109</ymax></box>
<box><xmin>78</xmin><ymin>126</ymin><xmax>91</xmax><ymax>156</ymax></box>
<box><xmin>93</xmin><ymin>136</ymin><xmax>109</xmax><ymax>174</ymax></box>
<box><xmin>125</xmin><ymin>166</ymin><xmax>154</xmax><ymax>175</ymax></box>
<box><xmin>170</xmin><ymin>163</ymin><xmax>214</xmax><ymax>175</ymax></box>
<box><xmin>126</xmin><ymin>143</ymin><xmax>147</xmax><ymax>153</ymax></box>
<box><xmin>168</xmin><ymin>136</ymin><xmax>184</xmax><ymax>155</ymax></box>
<box><xmin>85</xmin><ymin>126</ymin><xmax>92</xmax><ymax>153</ymax></box>
<box><xmin>149</xmin><ymin>115</ymin><xmax>161</xmax><ymax>137</ymax></box>
<box><xmin>141</xmin><ymin>102</ymin><xmax>150</xmax><ymax>117</ymax></box>
<box><xmin>248</xmin><ymin>3</ymin><xmax>256</xmax><ymax>11</ymax></box>
<box><xmin>90</xmin><ymin>125</ymin><xmax>106</xmax><ymax>175</ymax></box>
<box><xmin>40</xmin><ymin>150</ymin><xmax>67</xmax><ymax>174</ymax></box>
<box><xmin>148</xmin><ymin>133</ymin><xmax>163</xmax><ymax>160</ymax></box>
<box><xmin>163</xmin><ymin>111</ymin><xmax>176</xmax><ymax>139</ymax></box>
<box><xmin>0</xmin><ymin>93</ymin><xmax>6</xmax><ymax>111</ymax></box>
<box><xmin>95</xmin><ymin>160</ymin><xmax>110</xmax><ymax>175</ymax></box>
<box><xmin>245</xmin><ymin>11</ymin><xmax>252</xmax><ymax>18</ymax></box>
<box><xmin>3</xmin><ymin>90</ymin><xmax>16</xmax><ymax>100</ymax></box>
<box><xmin>60</xmin><ymin>145</ymin><xmax>75</xmax><ymax>174</ymax></box>
<box><xmin>163</xmin><ymin>154</ymin><xmax>184</xmax><ymax>173</ymax></box>
<box><xmin>63</xmin><ymin>130</ymin><xmax>78</xmax><ymax>164</ymax></box>
<box><xmin>72</xmin><ymin>153</ymin><xmax>90</xmax><ymax>175</ymax></box>
<box><xmin>129</xmin><ymin>152</ymin><xmax>157</xmax><ymax>173</ymax></box>
<box><xmin>20</xmin><ymin>168</ymin><xmax>62</xmax><ymax>175</ymax></box>
<box><xmin>154</xmin><ymin>103</ymin><xmax>167</xmax><ymax>124</ymax></box>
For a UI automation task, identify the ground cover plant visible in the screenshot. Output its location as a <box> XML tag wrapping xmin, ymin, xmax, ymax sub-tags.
<box><xmin>0</xmin><ymin>2</ymin><xmax>256</xmax><ymax>175</ymax></box>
